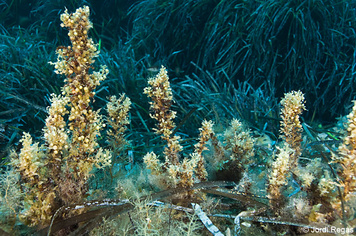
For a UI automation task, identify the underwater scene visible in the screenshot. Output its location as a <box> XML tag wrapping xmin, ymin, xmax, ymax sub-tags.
<box><xmin>1</xmin><ymin>0</ymin><xmax>356</xmax><ymax>235</ymax></box>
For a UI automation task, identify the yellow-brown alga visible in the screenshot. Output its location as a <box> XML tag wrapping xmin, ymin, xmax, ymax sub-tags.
<box><xmin>143</xmin><ymin>67</ymin><xmax>213</xmax><ymax>189</ymax></box>
<box><xmin>12</xmin><ymin>6</ymin><xmax>113</xmax><ymax>226</ymax></box>
<box><xmin>267</xmin><ymin>90</ymin><xmax>305</xmax><ymax>209</ymax></box>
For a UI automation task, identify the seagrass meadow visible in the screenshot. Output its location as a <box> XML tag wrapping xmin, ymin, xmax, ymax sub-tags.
<box><xmin>1</xmin><ymin>1</ymin><xmax>356</xmax><ymax>235</ymax></box>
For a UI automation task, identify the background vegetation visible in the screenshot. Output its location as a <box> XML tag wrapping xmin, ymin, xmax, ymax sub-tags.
<box><xmin>1</xmin><ymin>0</ymin><xmax>355</xmax><ymax>178</ymax></box>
